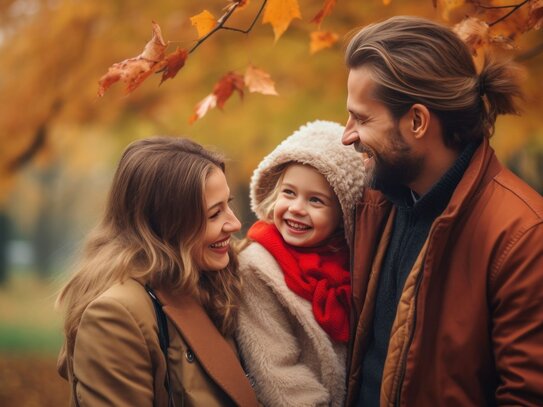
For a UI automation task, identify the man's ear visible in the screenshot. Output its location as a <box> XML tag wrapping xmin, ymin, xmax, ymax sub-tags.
<box><xmin>407</xmin><ymin>104</ymin><xmax>430</xmax><ymax>139</ymax></box>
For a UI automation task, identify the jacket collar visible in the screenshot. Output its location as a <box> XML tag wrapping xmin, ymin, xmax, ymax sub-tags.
<box><xmin>155</xmin><ymin>289</ymin><xmax>259</xmax><ymax>407</ymax></box>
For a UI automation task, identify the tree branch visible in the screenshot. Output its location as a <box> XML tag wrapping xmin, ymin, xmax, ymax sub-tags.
<box><xmin>484</xmin><ymin>0</ymin><xmax>530</xmax><ymax>27</ymax></box>
<box><xmin>189</xmin><ymin>0</ymin><xmax>268</xmax><ymax>54</ymax></box>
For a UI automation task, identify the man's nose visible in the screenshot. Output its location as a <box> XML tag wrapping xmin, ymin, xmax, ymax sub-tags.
<box><xmin>342</xmin><ymin>129</ymin><xmax>359</xmax><ymax>146</ymax></box>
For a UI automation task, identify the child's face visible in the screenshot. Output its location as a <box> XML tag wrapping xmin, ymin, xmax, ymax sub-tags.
<box><xmin>273</xmin><ymin>164</ymin><xmax>341</xmax><ymax>248</ymax></box>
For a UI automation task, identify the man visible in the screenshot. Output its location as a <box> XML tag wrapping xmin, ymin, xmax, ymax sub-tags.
<box><xmin>342</xmin><ymin>16</ymin><xmax>543</xmax><ymax>406</ymax></box>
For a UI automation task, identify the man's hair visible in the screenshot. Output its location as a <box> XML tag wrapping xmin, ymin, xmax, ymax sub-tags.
<box><xmin>345</xmin><ymin>16</ymin><xmax>523</xmax><ymax>149</ymax></box>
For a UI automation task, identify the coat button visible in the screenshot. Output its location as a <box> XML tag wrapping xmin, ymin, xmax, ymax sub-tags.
<box><xmin>185</xmin><ymin>349</ymin><xmax>195</xmax><ymax>363</ymax></box>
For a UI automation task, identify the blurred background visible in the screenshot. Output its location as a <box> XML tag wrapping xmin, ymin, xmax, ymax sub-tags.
<box><xmin>0</xmin><ymin>0</ymin><xmax>541</xmax><ymax>405</ymax></box>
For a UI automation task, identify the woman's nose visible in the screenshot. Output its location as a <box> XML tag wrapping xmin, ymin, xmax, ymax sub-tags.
<box><xmin>223</xmin><ymin>211</ymin><xmax>241</xmax><ymax>233</ymax></box>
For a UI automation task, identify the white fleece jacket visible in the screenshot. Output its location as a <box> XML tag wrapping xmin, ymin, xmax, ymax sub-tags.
<box><xmin>237</xmin><ymin>242</ymin><xmax>347</xmax><ymax>407</ymax></box>
<box><xmin>237</xmin><ymin>120</ymin><xmax>366</xmax><ymax>406</ymax></box>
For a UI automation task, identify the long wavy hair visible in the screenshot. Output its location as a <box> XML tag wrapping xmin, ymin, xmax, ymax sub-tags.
<box><xmin>57</xmin><ymin>137</ymin><xmax>242</xmax><ymax>353</ymax></box>
<box><xmin>346</xmin><ymin>16</ymin><xmax>523</xmax><ymax>149</ymax></box>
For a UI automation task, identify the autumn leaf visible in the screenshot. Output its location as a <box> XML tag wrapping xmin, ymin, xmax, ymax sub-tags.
<box><xmin>213</xmin><ymin>72</ymin><xmax>245</xmax><ymax>108</ymax></box>
<box><xmin>98</xmin><ymin>21</ymin><xmax>167</xmax><ymax>96</ymax></box>
<box><xmin>311</xmin><ymin>0</ymin><xmax>337</xmax><ymax>27</ymax></box>
<box><xmin>190</xmin><ymin>10</ymin><xmax>217</xmax><ymax>39</ymax></box>
<box><xmin>453</xmin><ymin>17</ymin><xmax>489</xmax><ymax>56</ymax></box>
<box><xmin>263</xmin><ymin>0</ymin><xmax>302</xmax><ymax>42</ymax></box>
<box><xmin>189</xmin><ymin>94</ymin><xmax>218</xmax><ymax>124</ymax></box>
<box><xmin>158</xmin><ymin>48</ymin><xmax>189</xmax><ymax>84</ymax></box>
<box><xmin>244</xmin><ymin>65</ymin><xmax>278</xmax><ymax>95</ymax></box>
<box><xmin>528</xmin><ymin>0</ymin><xmax>543</xmax><ymax>30</ymax></box>
<box><xmin>189</xmin><ymin>72</ymin><xmax>245</xmax><ymax>123</ymax></box>
<box><xmin>309</xmin><ymin>31</ymin><xmax>339</xmax><ymax>54</ymax></box>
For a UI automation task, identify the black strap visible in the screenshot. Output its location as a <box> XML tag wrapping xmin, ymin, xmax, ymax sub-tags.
<box><xmin>145</xmin><ymin>285</ymin><xmax>175</xmax><ymax>407</ymax></box>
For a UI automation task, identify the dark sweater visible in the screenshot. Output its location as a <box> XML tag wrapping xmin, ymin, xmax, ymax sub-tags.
<box><xmin>357</xmin><ymin>142</ymin><xmax>479</xmax><ymax>407</ymax></box>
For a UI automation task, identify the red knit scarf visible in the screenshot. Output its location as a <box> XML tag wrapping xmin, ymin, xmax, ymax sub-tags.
<box><xmin>247</xmin><ymin>221</ymin><xmax>351</xmax><ymax>343</ymax></box>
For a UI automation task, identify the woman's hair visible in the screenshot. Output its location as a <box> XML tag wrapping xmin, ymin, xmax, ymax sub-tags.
<box><xmin>57</xmin><ymin>137</ymin><xmax>241</xmax><ymax>351</ymax></box>
<box><xmin>345</xmin><ymin>16</ymin><xmax>523</xmax><ymax>149</ymax></box>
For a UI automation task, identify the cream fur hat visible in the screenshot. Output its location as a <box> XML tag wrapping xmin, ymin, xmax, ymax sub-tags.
<box><xmin>250</xmin><ymin>120</ymin><xmax>366</xmax><ymax>246</ymax></box>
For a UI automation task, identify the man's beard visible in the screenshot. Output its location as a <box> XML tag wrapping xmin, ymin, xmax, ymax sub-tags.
<box><xmin>357</xmin><ymin>129</ymin><xmax>423</xmax><ymax>192</ymax></box>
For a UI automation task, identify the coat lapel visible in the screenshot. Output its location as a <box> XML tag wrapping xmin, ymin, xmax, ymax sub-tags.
<box><xmin>155</xmin><ymin>290</ymin><xmax>258</xmax><ymax>407</ymax></box>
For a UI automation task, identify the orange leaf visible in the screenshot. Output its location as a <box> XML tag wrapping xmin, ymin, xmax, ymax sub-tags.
<box><xmin>309</xmin><ymin>31</ymin><xmax>339</xmax><ymax>54</ymax></box>
<box><xmin>189</xmin><ymin>94</ymin><xmax>218</xmax><ymax>124</ymax></box>
<box><xmin>311</xmin><ymin>0</ymin><xmax>337</xmax><ymax>27</ymax></box>
<box><xmin>158</xmin><ymin>48</ymin><xmax>189</xmax><ymax>84</ymax></box>
<box><xmin>244</xmin><ymin>65</ymin><xmax>278</xmax><ymax>95</ymax></box>
<box><xmin>213</xmin><ymin>72</ymin><xmax>245</xmax><ymax>109</ymax></box>
<box><xmin>98</xmin><ymin>21</ymin><xmax>167</xmax><ymax>96</ymax></box>
<box><xmin>189</xmin><ymin>72</ymin><xmax>245</xmax><ymax>124</ymax></box>
<box><xmin>453</xmin><ymin>17</ymin><xmax>489</xmax><ymax>56</ymax></box>
<box><xmin>263</xmin><ymin>0</ymin><xmax>302</xmax><ymax>42</ymax></box>
<box><xmin>190</xmin><ymin>10</ymin><xmax>217</xmax><ymax>39</ymax></box>
<box><xmin>528</xmin><ymin>0</ymin><xmax>543</xmax><ymax>30</ymax></box>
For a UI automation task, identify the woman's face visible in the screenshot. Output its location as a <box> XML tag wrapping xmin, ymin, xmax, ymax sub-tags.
<box><xmin>273</xmin><ymin>164</ymin><xmax>341</xmax><ymax>248</ymax></box>
<box><xmin>196</xmin><ymin>167</ymin><xmax>241</xmax><ymax>271</ymax></box>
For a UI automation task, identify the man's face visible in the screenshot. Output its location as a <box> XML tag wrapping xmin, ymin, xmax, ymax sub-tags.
<box><xmin>342</xmin><ymin>66</ymin><xmax>423</xmax><ymax>191</ymax></box>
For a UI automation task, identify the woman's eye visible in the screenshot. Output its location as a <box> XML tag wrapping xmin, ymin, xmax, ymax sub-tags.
<box><xmin>209</xmin><ymin>210</ymin><xmax>220</xmax><ymax>219</ymax></box>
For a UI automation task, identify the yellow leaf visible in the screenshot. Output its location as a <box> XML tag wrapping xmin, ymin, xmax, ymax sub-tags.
<box><xmin>263</xmin><ymin>0</ymin><xmax>302</xmax><ymax>42</ymax></box>
<box><xmin>244</xmin><ymin>65</ymin><xmax>278</xmax><ymax>95</ymax></box>
<box><xmin>309</xmin><ymin>31</ymin><xmax>339</xmax><ymax>54</ymax></box>
<box><xmin>190</xmin><ymin>10</ymin><xmax>216</xmax><ymax>39</ymax></box>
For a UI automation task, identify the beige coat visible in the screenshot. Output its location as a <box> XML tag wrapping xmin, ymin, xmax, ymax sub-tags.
<box><xmin>58</xmin><ymin>278</ymin><xmax>258</xmax><ymax>407</ymax></box>
<box><xmin>236</xmin><ymin>242</ymin><xmax>347</xmax><ymax>407</ymax></box>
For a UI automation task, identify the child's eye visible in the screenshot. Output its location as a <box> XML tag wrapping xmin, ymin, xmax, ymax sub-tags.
<box><xmin>309</xmin><ymin>197</ymin><xmax>324</xmax><ymax>204</ymax></box>
<box><xmin>282</xmin><ymin>188</ymin><xmax>295</xmax><ymax>195</ymax></box>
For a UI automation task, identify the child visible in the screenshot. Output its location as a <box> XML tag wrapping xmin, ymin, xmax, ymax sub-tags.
<box><xmin>236</xmin><ymin>120</ymin><xmax>366</xmax><ymax>407</ymax></box>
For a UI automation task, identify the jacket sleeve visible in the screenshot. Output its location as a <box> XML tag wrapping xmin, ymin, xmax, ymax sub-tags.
<box><xmin>490</xmin><ymin>223</ymin><xmax>543</xmax><ymax>405</ymax></box>
<box><xmin>236</xmin><ymin>267</ymin><xmax>330</xmax><ymax>407</ymax></box>
<box><xmin>72</xmin><ymin>295</ymin><xmax>155</xmax><ymax>407</ymax></box>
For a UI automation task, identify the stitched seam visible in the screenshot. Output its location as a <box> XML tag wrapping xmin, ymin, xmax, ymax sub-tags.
<box><xmin>493</xmin><ymin>177</ymin><xmax>543</xmax><ymax>219</ymax></box>
<box><xmin>489</xmin><ymin>223</ymin><xmax>542</xmax><ymax>285</ymax></box>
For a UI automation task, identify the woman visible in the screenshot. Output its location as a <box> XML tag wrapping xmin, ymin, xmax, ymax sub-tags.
<box><xmin>56</xmin><ymin>137</ymin><xmax>258</xmax><ymax>407</ymax></box>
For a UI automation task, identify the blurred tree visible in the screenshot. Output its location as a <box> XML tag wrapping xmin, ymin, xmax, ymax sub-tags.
<box><xmin>0</xmin><ymin>0</ymin><xmax>541</xmax><ymax>280</ymax></box>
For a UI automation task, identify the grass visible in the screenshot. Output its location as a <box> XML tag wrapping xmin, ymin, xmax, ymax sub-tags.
<box><xmin>0</xmin><ymin>271</ymin><xmax>65</xmax><ymax>355</ymax></box>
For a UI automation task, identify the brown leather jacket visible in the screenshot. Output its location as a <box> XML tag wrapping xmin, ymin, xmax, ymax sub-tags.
<box><xmin>347</xmin><ymin>139</ymin><xmax>543</xmax><ymax>406</ymax></box>
<box><xmin>58</xmin><ymin>278</ymin><xmax>258</xmax><ymax>407</ymax></box>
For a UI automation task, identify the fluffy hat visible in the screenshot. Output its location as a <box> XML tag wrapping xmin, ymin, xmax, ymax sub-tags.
<box><xmin>250</xmin><ymin>120</ymin><xmax>366</xmax><ymax>246</ymax></box>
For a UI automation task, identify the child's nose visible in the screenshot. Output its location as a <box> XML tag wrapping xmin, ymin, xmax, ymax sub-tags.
<box><xmin>289</xmin><ymin>199</ymin><xmax>307</xmax><ymax>216</ymax></box>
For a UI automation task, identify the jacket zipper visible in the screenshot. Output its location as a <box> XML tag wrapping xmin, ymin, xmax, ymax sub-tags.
<box><xmin>394</xmin><ymin>256</ymin><xmax>426</xmax><ymax>407</ymax></box>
